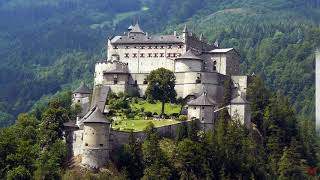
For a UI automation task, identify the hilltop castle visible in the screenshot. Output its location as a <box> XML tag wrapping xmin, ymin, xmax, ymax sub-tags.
<box><xmin>64</xmin><ymin>23</ymin><xmax>252</xmax><ymax>169</ymax></box>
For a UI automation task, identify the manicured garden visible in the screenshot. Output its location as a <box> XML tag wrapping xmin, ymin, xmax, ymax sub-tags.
<box><xmin>106</xmin><ymin>92</ymin><xmax>185</xmax><ymax>132</ymax></box>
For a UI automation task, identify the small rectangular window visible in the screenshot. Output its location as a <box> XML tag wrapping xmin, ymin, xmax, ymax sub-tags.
<box><xmin>113</xmin><ymin>46</ymin><xmax>118</xmax><ymax>49</ymax></box>
<box><xmin>160</xmin><ymin>53</ymin><xmax>164</xmax><ymax>57</ymax></box>
<box><xmin>168</xmin><ymin>45</ymin><xmax>172</xmax><ymax>49</ymax></box>
<box><xmin>154</xmin><ymin>53</ymin><xmax>158</xmax><ymax>57</ymax></box>
<box><xmin>140</xmin><ymin>53</ymin><xmax>144</xmax><ymax>57</ymax></box>
<box><xmin>148</xmin><ymin>46</ymin><xmax>152</xmax><ymax>49</ymax></box>
<box><xmin>85</xmin><ymin>143</ymin><xmax>88</xmax><ymax>146</ymax></box>
<box><xmin>167</xmin><ymin>53</ymin><xmax>171</xmax><ymax>57</ymax></box>
<box><xmin>160</xmin><ymin>46</ymin><xmax>164</xmax><ymax>49</ymax></box>
<box><xmin>114</xmin><ymin>80</ymin><xmax>118</xmax><ymax>84</ymax></box>
<box><xmin>154</xmin><ymin>46</ymin><xmax>158</xmax><ymax>49</ymax></box>
<box><xmin>148</xmin><ymin>53</ymin><xmax>152</xmax><ymax>57</ymax></box>
<box><xmin>141</xmin><ymin>46</ymin><xmax>145</xmax><ymax>49</ymax></box>
<box><xmin>125</xmin><ymin>46</ymin><xmax>130</xmax><ymax>49</ymax></box>
<box><xmin>100</xmin><ymin>144</ymin><xmax>103</xmax><ymax>147</ymax></box>
<box><xmin>179</xmin><ymin>45</ymin><xmax>182</xmax><ymax>48</ymax></box>
<box><xmin>125</xmin><ymin>53</ymin><xmax>129</xmax><ymax>58</ymax></box>
<box><xmin>133</xmin><ymin>53</ymin><xmax>137</xmax><ymax>58</ymax></box>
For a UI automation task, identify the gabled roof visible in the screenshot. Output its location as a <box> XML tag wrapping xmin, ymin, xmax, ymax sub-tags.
<box><xmin>129</xmin><ymin>23</ymin><xmax>145</xmax><ymax>34</ymax></box>
<box><xmin>176</xmin><ymin>50</ymin><xmax>202</xmax><ymax>61</ymax></box>
<box><xmin>74</xmin><ymin>82</ymin><xmax>91</xmax><ymax>94</ymax></box>
<box><xmin>231</xmin><ymin>96</ymin><xmax>249</xmax><ymax>104</ymax></box>
<box><xmin>110</xmin><ymin>34</ymin><xmax>183</xmax><ymax>44</ymax></box>
<box><xmin>82</xmin><ymin>106</ymin><xmax>110</xmax><ymax>124</ymax></box>
<box><xmin>187</xmin><ymin>92</ymin><xmax>217</xmax><ymax>106</ymax></box>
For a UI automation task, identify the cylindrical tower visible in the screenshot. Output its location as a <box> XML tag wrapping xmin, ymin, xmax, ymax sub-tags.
<box><xmin>81</xmin><ymin>107</ymin><xmax>111</xmax><ymax>168</ymax></box>
<box><xmin>175</xmin><ymin>50</ymin><xmax>203</xmax><ymax>72</ymax></box>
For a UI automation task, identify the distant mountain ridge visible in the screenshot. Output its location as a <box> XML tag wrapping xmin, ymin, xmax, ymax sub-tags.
<box><xmin>0</xmin><ymin>0</ymin><xmax>319</xmax><ymax>126</ymax></box>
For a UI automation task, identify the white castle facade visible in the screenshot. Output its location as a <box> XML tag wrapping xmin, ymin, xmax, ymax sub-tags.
<box><xmin>64</xmin><ymin>23</ymin><xmax>252</xmax><ymax>169</ymax></box>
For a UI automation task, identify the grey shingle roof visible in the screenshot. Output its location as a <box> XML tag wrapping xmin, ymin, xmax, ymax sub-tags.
<box><xmin>176</xmin><ymin>50</ymin><xmax>202</xmax><ymax>61</ymax></box>
<box><xmin>111</xmin><ymin>34</ymin><xmax>184</xmax><ymax>44</ymax></box>
<box><xmin>231</xmin><ymin>96</ymin><xmax>249</xmax><ymax>104</ymax></box>
<box><xmin>187</xmin><ymin>92</ymin><xmax>217</xmax><ymax>106</ymax></box>
<box><xmin>91</xmin><ymin>85</ymin><xmax>110</xmax><ymax>111</ymax></box>
<box><xmin>82</xmin><ymin>106</ymin><xmax>110</xmax><ymax>124</ymax></box>
<box><xmin>74</xmin><ymin>82</ymin><xmax>91</xmax><ymax>94</ymax></box>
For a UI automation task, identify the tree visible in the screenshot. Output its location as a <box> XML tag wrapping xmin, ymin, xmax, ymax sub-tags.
<box><xmin>145</xmin><ymin>68</ymin><xmax>177</xmax><ymax>116</ymax></box>
<box><xmin>221</xmin><ymin>76</ymin><xmax>233</xmax><ymax>107</ymax></box>
<box><xmin>142</xmin><ymin>123</ymin><xmax>173</xmax><ymax>179</ymax></box>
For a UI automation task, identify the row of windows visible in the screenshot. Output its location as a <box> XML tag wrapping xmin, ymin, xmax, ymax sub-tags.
<box><xmin>114</xmin><ymin>44</ymin><xmax>183</xmax><ymax>49</ymax></box>
<box><xmin>124</xmin><ymin>53</ymin><xmax>181</xmax><ymax>58</ymax></box>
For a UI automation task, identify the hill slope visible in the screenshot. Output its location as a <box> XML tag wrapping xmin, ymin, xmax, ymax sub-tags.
<box><xmin>0</xmin><ymin>0</ymin><xmax>320</xmax><ymax>126</ymax></box>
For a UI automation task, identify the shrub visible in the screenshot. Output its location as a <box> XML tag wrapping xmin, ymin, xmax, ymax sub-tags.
<box><xmin>145</xmin><ymin>111</ymin><xmax>153</xmax><ymax>117</ymax></box>
<box><xmin>170</xmin><ymin>113</ymin><xmax>179</xmax><ymax>118</ymax></box>
<box><xmin>178</xmin><ymin>115</ymin><xmax>188</xmax><ymax>121</ymax></box>
<box><xmin>153</xmin><ymin>112</ymin><xmax>158</xmax><ymax>116</ymax></box>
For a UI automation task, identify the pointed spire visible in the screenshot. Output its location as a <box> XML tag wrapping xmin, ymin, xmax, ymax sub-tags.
<box><xmin>183</xmin><ymin>24</ymin><xmax>188</xmax><ymax>33</ymax></box>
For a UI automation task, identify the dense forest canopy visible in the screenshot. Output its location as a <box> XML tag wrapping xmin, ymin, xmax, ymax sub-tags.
<box><xmin>0</xmin><ymin>0</ymin><xmax>319</xmax><ymax>127</ymax></box>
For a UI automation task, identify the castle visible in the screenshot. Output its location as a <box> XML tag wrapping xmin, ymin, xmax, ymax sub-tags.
<box><xmin>64</xmin><ymin>23</ymin><xmax>252</xmax><ymax>169</ymax></box>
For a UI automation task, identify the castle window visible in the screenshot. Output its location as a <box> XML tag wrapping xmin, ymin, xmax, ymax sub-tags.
<box><xmin>125</xmin><ymin>53</ymin><xmax>129</xmax><ymax>58</ymax></box>
<box><xmin>113</xmin><ymin>46</ymin><xmax>118</xmax><ymax>49</ymax></box>
<box><xmin>213</xmin><ymin>60</ymin><xmax>217</xmax><ymax>65</ymax></box>
<box><xmin>100</xmin><ymin>144</ymin><xmax>103</xmax><ymax>147</ymax></box>
<box><xmin>141</xmin><ymin>46</ymin><xmax>145</xmax><ymax>49</ymax></box>
<box><xmin>213</xmin><ymin>66</ymin><xmax>217</xmax><ymax>71</ymax></box>
<box><xmin>193</xmin><ymin>107</ymin><xmax>196</xmax><ymax>110</ymax></box>
<box><xmin>133</xmin><ymin>53</ymin><xmax>137</xmax><ymax>58</ymax></box>
<box><xmin>202</xmin><ymin>107</ymin><xmax>205</xmax><ymax>110</ymax></box>
<box><xmin>168</xmin><ymin>45</ymin><xmax>172</xmax><ymax>49</ymax></box>
<box><xmin>113</xmin><ymin>74</ymin><xmax>118</xmax><ymax>79</ymax></box>
<box><xmin>179</xmin><ymin>45</ymin><xmax>182</xmax><ymax>48</ymax></box>
<box><xmin>160</xmin><ymin>53</ymin><xmax>164</xmax><ymax>57</ymax></box>
<box><xmin>148</xmin><ymin>53</ymin><xmax>152</xmax><ymax>57</ymax></box>
<box><xmin>196</xmin><ymin>74</ymin><xmax>201</xmax><ymax>83</ymax></box>
<box><xmin>143</xmin><ymin>79</ymin><xmax>148</xmax><ymax>84</ymax></box>
<box><xmin>154</xmin><ymin>46</ymin><xmax>158</xmax><ymax>49</ymax></box>
<box><xmin>140</xmin><ymin>53</ymin><xmax>144</xmax><ymax>57</ymax></box>
<box><xmin>114</xmin><ymin>79</ymin><xmax>118</xmax><ymax>84</ymax></box>
<box><xmin>154</xmin><ymin>53</ymin><xmax>158</xmax><ymax>57</ymax></box>
<box><xmin>125</xmin><ymin>46</ymin><xmax>130</xmax><ymax>49</ymax></box>
<box><xmin>160</xmin><ymin>46</ymin><xmax>164</xmax><ymax>49</ymax></box>
<box><xmin>78</xmin><ymin>100</ymin><xmax>80</xmax><ymax>103</ymax></box>
<box><xmin>177</xmin><ymin>53</ymin><xmax>181</xmax><ymax>57</ymax></box>
<box><xmin>148</xmin><ymin>46</ymin><xmax>152</xmax><ymax>49</ymax></box>
<box><xmin>134</xmin><ymin>80</ymin><xmax>138</xmax><ymax>87</ymax></box>
<box><xmin>167</xmin><ymin>53</ymin><xmax>171</xmax><ymax>57</ymax></box>
<box><xmin>85</xmin><ymin>143</ymin><xmax>88</xmax><ymax>146</ymax></box>
<box><xmin>173</xmin><ymin>53</ymin><xmax>176</xmax><ymax>57</ymax></box>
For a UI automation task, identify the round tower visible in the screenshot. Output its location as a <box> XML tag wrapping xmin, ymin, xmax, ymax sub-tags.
<box><xmin>175</xmin><ymin>50</ymin><xmax>203</xmax><ymax>72</ymax></box>
<box><xmin>81</xmin><ymin>106</ymin><xmax>111</xmax><ymax>168</ymax></box>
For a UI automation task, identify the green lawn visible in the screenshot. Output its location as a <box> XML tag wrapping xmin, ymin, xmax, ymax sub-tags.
<box><xmin>112</xmin><ymin>119</ymin><xmax>180</xmax><ymax>132</ymax></box>
<box><xmin>131</xmin><ymin>100</ymin><xmax>181</xmax><ymax>115</ymax></box>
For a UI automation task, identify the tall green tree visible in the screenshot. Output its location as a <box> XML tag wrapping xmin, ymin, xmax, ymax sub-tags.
<box><xmin>146</xmin><ymin>68</ymin><xmax>177</xmax><ymax>116</ymax></box>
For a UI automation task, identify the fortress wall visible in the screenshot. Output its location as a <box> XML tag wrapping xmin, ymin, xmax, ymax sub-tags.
<box><xmin>109</xmin><ymin>43</ymin><xmax>185</xmax><ymax>73</ymax></box>
<box><xmin>211</xmin><ymin>54</ymin><xmax>227</xmax><ymax>75</ymax></box>
<box><xmin>72</xmin><ymin>130</ymin><xmax>84</xmax><ymax>156</ymax></box>
<box><xmin>102</xmin><ymin>74</ymin><xmax>128</xmax><ymax>94</ymax></box>
<box><xmin>201</xmin><ymin>53</ymin><xmax>215</xmax><ymax>72</ymax></box>
<box><xmin>110</xmin><ymin>121</ymin><xmax>193</xmax><ymax>149</ymax></box>
<box><xmin>226</xmin><ymin>51</ymin><xmax>240</xmax><ymax>75</ymax></box>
